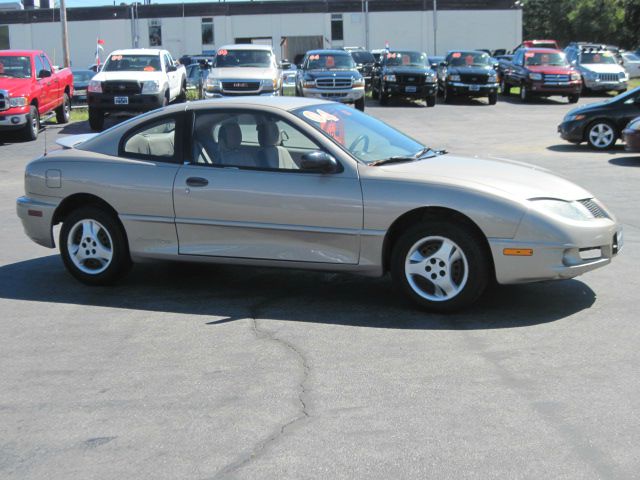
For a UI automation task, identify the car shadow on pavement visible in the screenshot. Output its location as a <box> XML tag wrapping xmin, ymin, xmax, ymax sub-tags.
<box><xmin>609</xmin><ymin>156</ymin><xmax>640</xmax><ymax>167</ymax></box>
<box><xmin>499</xmin><ymin>95</ymin><xmax>570</xmax><ymax>106</ymax></box>
<box><xmin>547</xmin><ymin>144</ymin><xmax>626</xmax><ymax>154</ymax></box>
<box><xmin>0</xmin><ymin>255</ymin><xmax>596</xmax><ymax>330</ymax></box>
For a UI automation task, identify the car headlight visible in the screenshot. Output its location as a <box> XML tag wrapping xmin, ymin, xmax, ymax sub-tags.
<box><xmin>448</xmin><ymin>74</ymin><xmax>460</xmax><ymax>81</ymax></box>
<box><xmin>302</xmin><ymin>79</ymin><xmax>316</xmax><ymax>88</ymax></box>
<box><xmin>141</xmin><ymin>80</ymin><xmax>161</xmax><ymax>94</ymax></box>
<box><xmin>529</xmin><ymin>198</ymin><xmax>594</xmax><ymax>221</ymax></box>
<box><xmin>529</xmin><ymin>73</ymin><xmax>543</xmax><ymax>81</ymax></box>
<box><xmin>206</xmin><ymin>78</ymin><xmax>221</xmax><ymax>90</ymax></box>
<box><xmin>88</xmin><ymin>80</ymin><xmax>102</xmax><ymax>93</ymax></box>
<box><xmin>629</xmin><ymin>120</ymin><xmax>640</xmax><ymax>131</ymax></box>
<box><xmin>9</xmin><ymin>97</ymin><xmax>27</xmax><ymax>107</ymax></box>
<box><xmin>383</xmin><ymin>74</ymin><xmax>396</xmax><ymax>82</ymax></box>
<box><xmin>353</xmin><ymin>77</ymin><xmax>365</xmax><ymax>87</ymax></box>
<box><xmin>571</xmin><ymin>72</ymin><xmax>581</xmax><ymax>81</ymax></box>
<box><xmin>564</xmin><ymin>113</ymin><xmax>586</xmax><ymax>122</ymax></box>
<box><xmin>260</xmin><ymin>78</ymin><xmax>276</xmax><ymax>90</ymax></box>
<box><xmin>488</xmin><ymin>74</ymin><xmax>497</xmax><ymax>82</ymax></box>
<box><xmin>584</xmin><ymin>70</ymin><xmax>597</xmax><ymax>80</ymax></box>
<box><xmin>619</xmin><ymin>71</ymin><xmax>628</xmax><ymax>80</ymax></box>
<box><xmin>426</xmin><ymin>74</ymin><xmax>437</xmax><ymax>83</ymax></box>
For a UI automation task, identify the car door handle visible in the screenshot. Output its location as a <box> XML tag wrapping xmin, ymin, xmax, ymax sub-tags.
<box><xmin>186</xmin><ymin>177</ymin><xmax>208</xmax><ymax>187</ymax></box>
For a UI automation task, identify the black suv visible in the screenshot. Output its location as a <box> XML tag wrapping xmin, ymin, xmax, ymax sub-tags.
<box><xmin>437</xmin><ymin>50</ymin><xmax>499</xmax><ymax>105</ymax></box>
<box><xmin>371</xmin><ymin>50</ymin><xmax>438</xmax><ymax>107</ymax></box>
<box><xmin>343</xmin><ymin>47</ymin><xmax>376</xmax><ymax>91</ymax></box>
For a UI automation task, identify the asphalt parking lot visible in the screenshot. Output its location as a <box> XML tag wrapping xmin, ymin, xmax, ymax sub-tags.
<box><xmin>1</xmin><ymin>94</ymin><xmax>639</xmax><ymax>479</ymax></box>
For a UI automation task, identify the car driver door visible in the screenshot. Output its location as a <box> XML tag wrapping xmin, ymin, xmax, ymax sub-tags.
<box><xmin>172</xmin><ymin>109</ymin><xmax>364</xmax><ymax>264</ymax></box>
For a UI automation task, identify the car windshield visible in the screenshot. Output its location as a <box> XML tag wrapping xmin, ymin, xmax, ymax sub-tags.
<box><xmin>0</xmin><ymin>55</ymin><xmax>32</xmax><ymax>78</ymax></box>
<box><xmin>215</xmin><ymin>49</ymin><xmax>273</xmax><ymax>68</ymax></box>
<box><xmin>624</xmin><ymin>53</ymin><xmax>640</xmax><ymax>61</ymax></box>
<box><xmin>524</xmin><ymin>52</ymin><xmax>568</xmax><ymax>67</ymax></box>
<box><xmin>448</xmin><ymin>52</ymin><xmax>491</xmax><ymax>67</ymax></box>
<box><xmin>350</xmin><ymin>51</ymin><xmax>375</xmax><ymax>64</ymax></box>
<box><xmin>72</xmin><ymin>70</ymin><xmax>94</xmax><ymax>82</ymax></box>
<box><xmin>532</xmin><ymin>42</ymin><xmax>557</xmax><ymax>49</ymax></box>
<box><xmin>103</xmin><ymin>55</ymin><xmax>161</xmax><ymax>72</ymax></box>
<box><xmin>306</xmin><ymin>53</ymin><xmax>355</xmax><ymax>70</ymax></box>
<box><xmin>293</xmin><ymin>103</ymin><xmax>428</xmax><ymax>164</ymax></box>
<box><xmin>581</xmin><ymin>51</ymin><xmax>617</xmax><ymax>64</ymax></box>
<box><xmin>385</xmin><ymin>51</ymin><xmax>429</xmax><ymax>67</ymax></box>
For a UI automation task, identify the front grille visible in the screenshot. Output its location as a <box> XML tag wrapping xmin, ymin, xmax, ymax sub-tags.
<box><xmin>315</xmin><ymin>77</ymin><xmax>353</xmax><ymax>89</ymax></box>
<box><xmin>459</xmin><ymin>73</ymin><xmax>488</xmax><ymax>84</ymax></box>
<box><xmin>222</xmin><ymin>81</ymin><xmax>260</xmax><ymax>92</ymax></box>
<box><xmin>396</xmin><ymin>75</ymin><xmax>425</xmax><ymax>85</ymax></box>
<box><xmin>321</xmin><ymin>92</ymin><xmax>347</xmax><ymax>98</ymax></box>
<box><xmin>0</xmin><ymin>90</ymin><xmax>7</xmax><ymax>111</ymax></box>
<box><xmin>578</xmin><ymin>199</ymin><xmax>609</xmax><ymax>219</ymax></box>
<box><xmin>598</xmin><ymin>73</ymin><xmax>619</xmax><ymax>82</ymax></box>
<box><xmin>543</xmin><ymin>74</ymin><xmax>570</xmax><ymax>83</ymax></box>
<box><xmin>103</xmin><ymin>81</ymin><xmax>141</xmax><ymax>95</ymax></box>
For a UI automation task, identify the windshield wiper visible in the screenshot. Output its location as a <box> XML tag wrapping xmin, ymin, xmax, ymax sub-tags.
<box><xmin>369</xmin><ymin>156</ymin><xmax>417</xmax><ymax>166</ymax></box>
<box><xmin>369</xmin><ymin>147</ymin><xmax>447</xmax><ymax>166</ymax></box>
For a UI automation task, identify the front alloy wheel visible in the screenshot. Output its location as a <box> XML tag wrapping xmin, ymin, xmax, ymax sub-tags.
<box><xmin>587</xmin><ymin>121</ymin><xmax>617</xmax><ymax>149</ymax></box>
<box><xmin>391</xmin><ymin>222</ymin><xmax>490</xmax><ymax>312</ymax></box>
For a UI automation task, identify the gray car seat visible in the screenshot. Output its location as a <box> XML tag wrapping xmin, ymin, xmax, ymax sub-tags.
<box><xmin>257</xmin><ymin>121</ymin><xmax>298</xmax><ymax>169</ymax></box>
<box><xmin>218</xmin><ymin>123</ymin><xmax>254</xmax><ymax>167</ymax></box>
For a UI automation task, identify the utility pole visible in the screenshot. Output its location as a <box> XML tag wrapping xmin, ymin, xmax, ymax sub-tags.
<box><xmin>60</xmin><ymin>0</ymin><xmax>71</xmax><ymax>67</ymax></box>
<box><xmin>433</xmin><ymin>0</ymin><xmax>437</xmax><ymax>55</ymax></box>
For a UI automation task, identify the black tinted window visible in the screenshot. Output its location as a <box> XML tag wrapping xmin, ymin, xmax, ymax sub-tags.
<box><xmin>350</xmin><ymin>51</ymin><xmax>375</xmax><ymax>64</ymax></box>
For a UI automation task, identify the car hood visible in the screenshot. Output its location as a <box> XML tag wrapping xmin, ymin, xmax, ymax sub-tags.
<box><xmin>373</xmin><ymin>154</ymin><xmax>591</xmax><ymax>201</ymax></box>
<box><xmin>209</xmin><ymin>67</ymin><xmax>277</xmax><ymax>80</ymax></box>
<box><xmin>580</xmin><ymin>63</ymin><xmax>625</xmax><ymax>74</ymax></box>
<box><xmin>0</xmin><ymin>77</ymin><xmax>32</xmax><ymax>97</ymax></box>
<box><xmin>303</xmin><ymin>70</ymin><xmax>360</xmax><ymax>80</ymax></box>
<box><xmin>385</xmin><ymin>66</ymin><xmax>435</xmax><ymax>75</ymax></box>
<box><xmin>447</xmin><ymin>66</ymin><xmax>494</xmax><ymax>75</ymax></box>
<box><xmin>527</xmin><ymin>65</ymin><xmax>575</xmax><ymax>75</ymax></box>
<box><xmin>566</xmin><ymin>95</ymin><xmax>621</xmax><ymax>116</ymax></box>
<box><xmin>92</xmin><ymin>71</ymin><xmax>165</xmax><ymax>82</ymax></box>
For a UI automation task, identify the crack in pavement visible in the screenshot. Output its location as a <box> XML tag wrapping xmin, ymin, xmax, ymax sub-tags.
<box><xmin>210</xmin><ymin>296</ymin><xmax>311</xmax><ymax>480</ymax></box>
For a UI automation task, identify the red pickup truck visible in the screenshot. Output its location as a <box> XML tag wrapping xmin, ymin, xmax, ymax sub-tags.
<box><xmin>0</xmin><ymin>50</ymin><xmax>74</xmax><ymax>140</ymax></box>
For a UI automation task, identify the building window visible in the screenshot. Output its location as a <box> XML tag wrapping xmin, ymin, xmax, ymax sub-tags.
<box><xmin>331</xmin><ymin>14</ymin><xmax>343</xmax><ymax>42</ymax></box>
<box><xmin>148</xmin><ymin>19</ymin><xmax>162</xmax><ymax>47</ymax></box>
<box><xmin>0</xmin><ymin>25</ymin><xmax>9</xmax><ymax>50</ymax></box>
<box><xmin>202</xmin><ymin>18</ymin><xmax>214</xmax><ymax>45</ymax></box>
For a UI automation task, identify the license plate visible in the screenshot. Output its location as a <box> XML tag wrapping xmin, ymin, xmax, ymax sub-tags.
<box><xmin>405</xmin><ymin>86</ymin><xmax>417</xmax><ymax>93</ymax></box>
<box><xmin>114</xmin><ymin>96</ymin><xmax>129</xmax><ymax>105</ymax></box>
<box><xmin>469</xmin><ymin>85</ymin><xmax>480</xmax><ymax>91</ymax></box>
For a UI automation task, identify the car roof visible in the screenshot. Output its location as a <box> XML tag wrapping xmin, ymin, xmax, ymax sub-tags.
<box><xmin>109</xmin><ymin>48</ymin><xmax>165</xmax><ymax>56</ymax></box>
<box><xmin>307</xmin><ymin>49</ymin><xmax>351</xmax><ymax>55</ymax></box>
<box><xmin>447</xmin><ymin>50</ymin><xmax>488</xmax><ymax>55</ymax></box>
<box><xmin>521</xmin><ymin>48</ymin><xmax>563</xmax><ymax>53</ymax></box>
<box><xmin>183</xmin><ymin>96</ymin><xmax>329</xmax><ymax>112</ymax></box>
<box><xmin>218</xmin><ymin>44</ymin><xmax>274</xmax><ymax>52</ymax></box>
<box><xmin>0</xmin><ymin>50</ymin><xmax>40</xmax><ymax>56</ymax></box>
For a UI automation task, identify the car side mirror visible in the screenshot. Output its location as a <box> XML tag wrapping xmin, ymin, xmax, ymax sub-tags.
<box><xmin>493</xmin><ymin>62</ymin><xmax>499</xmax><ymax>69</ymax></box>
<box><xmin>300</xmin><ymin>151</ymin><xmax>338</xmax><ymax>173</ymax></box>
<box><xmin>38</xmin><ymin>69</ymin><xmax>51</xmax><ymax>78</ymax></box>
<box><xmin>439</xmin><ymin>61</ymin><xmax>447</xmax><ymax>67</ymax></box>
<box><xmin>167</xmin><ymin>64</ymin><xmax>177</xmax><ymax>72</ymax></box>
<box><xmin>430</xmin><ymin>62</ymin><xmax>438</xmax><ymax>69</ymax></box>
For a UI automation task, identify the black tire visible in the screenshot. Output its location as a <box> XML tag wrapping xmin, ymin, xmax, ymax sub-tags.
<box><xmin>426</xmin><ymin>94</ymin><xmax>436</xmax><ymax>107</ymax></box>
<box><xmin>55</xmin><ymin>92</ymin><xmax>71</xmax><ymax>124</ymax></box>
<box><xmin>500</xmin><ymin>78</ymin><xmax>510</xmax><ymax>95</ymax></box>
<box><xmin>23</xmin><ymin>104</ymin><xmax>40</xmax><ymax>141</ymax></box>
<box><xmin>371</xmin><ymin>82</ymin><xmax>379</xmax><ymax>100</ymax></box>
<box><xmin>568</xmin><ymin>94</ymin><xmax>580</xmax><ymax>104</ymax></box>
<box><xmin>379</xmin><ymin>90</ymin><xmax>388</xmax><ymax>106</ymax></box>
<box><xmin>488</xmin><ymin>92</ymin><xmax>498</xmax><ymax>105</ymax></box>
<box><xmin>59</xmin><ymin>206</ymin><xmax>132</xmax><ymax>286</ymax></box>
<box><xmin>162</xmin><ymin>91</ymin><xmax>169</xmax><ymax>107</ymax></box>
<box><xmin>586</xmin><ymin>120</ymin><xmax>618</xmax><ymax>150</ymax></box>
<box><xmin>177</xmin><ymin>82</ymin><xmax>187</xmax><ymax>103</ymax></box>
<box><xmin>355</xmin><ymin>97</ymin><xmax>365</xmax><ymax>111</ymax></box>
<box><xmin>443</xmin><ymin>85</ymin><xmax>452</xmax><ymax>103</ymax></box>
<box><xmin>390</xmin><ymin>221</ymin><xmax>490</xmax><ymax>312</ymax></box>
<box><xmin>519</xmin><ymin>84</ymin><xmax>528</xmax><ymax>102</ymax></box>
<box><xmin>88</xmin><ymin>108</ymin><xmax>104</xmax><ymax>131</ymax></box>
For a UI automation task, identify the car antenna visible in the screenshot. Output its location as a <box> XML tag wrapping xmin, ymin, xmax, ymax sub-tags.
<box><xmin>43</xmin><ymin>125</ymin><xmax>47</xmax><ymax>157</ymax></box>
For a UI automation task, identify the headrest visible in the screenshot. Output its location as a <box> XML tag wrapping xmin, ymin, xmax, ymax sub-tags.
<box><xmin>218</xmin><ymin>123</ymin><xmax>242</xmax><ymax>150</ymax></box>
<box><xmin>257</xmin><ymin>121</ymin><xmax>280</xmax><ymax>147</ymax></box>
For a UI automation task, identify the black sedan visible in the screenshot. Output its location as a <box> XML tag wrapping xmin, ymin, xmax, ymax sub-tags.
<box><xmin>371</xmin><ymin>50</ymin><xmax>438</xmax><ymax>107</ymax></box>
<box><xmin>70</xmin><ymin>68</ymin><xmax>95</xmax><ymax>105</ymax></box>
<box><xmin>437</xmin><ymin>51</ymin><xmax>499</xmax><ymax>105</ymax></box>
<box><xmin>558</xmin><ymin>87</ymin><xmax>640</xmax><ymax>149</ymax></box>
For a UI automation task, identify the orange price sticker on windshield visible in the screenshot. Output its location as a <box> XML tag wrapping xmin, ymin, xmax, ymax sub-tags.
<box><xmin>320</xmin><ymin>120</ymin><xmax>345</xmax><ymax>145</ymax></box>
<box><xmin>452</xmin><ymin>52</ymin><xmax>462</xmax><ymax>58</ymax></box>
<box><xmin>326</xmin><ymin>56</ymin><xmax>335</xmax><ymax>68</ymax></box>
<box><xmin>218</xmin><ymin>49</ymin><xmax>228</xmax><ymax>56</ymax></box>
<box><xmin>464</xmin><ymin>55</ymin><xmax>474</xmax><ymax>65</ymax></box>
<box><xmin>111</xmin><ymin>55</ymin><xmax>122</xmax><ymax>61</ymax></box>
<box><xmin>143</xmin><ymin>66</ymin><xmax>155</xmax><ymax>71</ymax></box>
<box><xmin>524</xmin><ymin>52</ymin><xmax>535</xmax><ymax>58</ymax></box>
<box><xmin>402</xmin><ymin>55</ymin><xmax>409</xmax><ymax>65</ymax></box>
<box><xmin>593</xmin><ymin>54</ymin><xmax>601</xmax><ymax>62</ymax></box>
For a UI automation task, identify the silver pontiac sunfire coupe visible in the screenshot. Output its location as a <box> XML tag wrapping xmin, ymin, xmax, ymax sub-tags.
<box><xmin>17</xmin><ymin>97</ymin><xmax>622</xmax><ymax>311</ymax></box>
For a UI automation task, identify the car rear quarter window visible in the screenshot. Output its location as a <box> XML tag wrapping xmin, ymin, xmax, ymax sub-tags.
<box><xmin>122</xmin><ymin>117</ymin><xmax>177</xmax><ymax>161</ymax></box>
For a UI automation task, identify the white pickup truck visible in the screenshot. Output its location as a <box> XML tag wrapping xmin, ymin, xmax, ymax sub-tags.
<box><xmin>87</xmin><ymin>48</ymin><xmax>186</xmax><ymax>130</ymax></box>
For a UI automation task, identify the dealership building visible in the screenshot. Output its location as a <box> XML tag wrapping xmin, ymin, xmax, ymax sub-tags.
<box><xmin>0</xmin><ymin>0</ymin><xmax>522</xmax><ymax>67</ymax></box>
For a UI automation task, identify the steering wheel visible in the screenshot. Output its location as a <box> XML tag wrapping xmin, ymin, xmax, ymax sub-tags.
<box><xmin>349</xmin><ymin>134</ymin><xmax>370</xmax><ymax>155</ymax></box>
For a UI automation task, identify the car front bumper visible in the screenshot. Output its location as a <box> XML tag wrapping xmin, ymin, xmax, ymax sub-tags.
<box><xmin>0</xmin><ymin>113</ymin><xmax>29</xmax><ymax>131</ymax></box>
<box><xmin>558</xmin><ymin>119</ymin><xmax>587</xmax><ymax>143</ymax></box>
<box><xmin>16</xmin><ymin>195</ymin><xmax>59</xmax><ymax>248</ymax></box>
<box><xmin>447</xmin><ymin>82</ymin><xmax>499</xmax><ymax>96</ymax></box>
<box><xmin>88</xmin><ymin>91</ymin><xmax>165</xmax><ymax>112</ymax></box>
<box><xmin>302</xmin><ymin>86</ymin><xmax>365</xmax><ymax>103</ymax></box>
<box><xmin>203</xmin><ymin>90</ymin><xmax>279</xmax><ymax>98</ymax></box>
<box><xmin>491</xmin><ymin>213</ymin><xmax>622</xmax><ymax>284</ymax></box>
<box><xmin>384</xmin><ymin>82</ymin><xmax>437</xmax><ymax>97</ymax></box>
<box><xmin>582</xmin><ymin>77</ymin><xmax>627</xmax><ymax>91</ymax></box>
<box><xmin>528</xmin><ymin>80</ymin><xmax>582</xmax><ymax>95</ymax></box>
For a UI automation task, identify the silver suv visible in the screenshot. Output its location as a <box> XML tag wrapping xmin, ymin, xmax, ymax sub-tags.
<box><xmin>564</xmin><ymin>43</ymin><xmax>628</xmax><ymax>93</ymax></box>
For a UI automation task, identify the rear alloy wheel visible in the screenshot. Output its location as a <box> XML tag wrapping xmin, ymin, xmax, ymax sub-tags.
<box><xmin>60</xmin><ymin>206</ymin><xmax>131</xmax><ymax>285</ymax></box>
<box><xmin>587</xmin><ymin>121</ymin><xmax>617</xmax><ymax>150</ymax></box>
<box><xmin>55</xmin><ymin>93</ymin><xmax>71</xmax><ymax>124</ymax></box>
<box><xmin>390</xmin><ymin>222</ymin><xmax>490</xmax><ymax>312</ymax></box>
<box><xmin>23</xmin><ymin>105</ymin><xmax>40</xmax><ymax>141</ymax></box>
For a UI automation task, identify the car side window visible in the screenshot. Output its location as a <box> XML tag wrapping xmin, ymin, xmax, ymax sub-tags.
<box><xmin>164</xmin><ymin>53</ymin><xmax>173</xmax><ymax>70</ymax></box>
<box><xmin>122</xmin><ymin>117</ymin><xmax>176</xmax><ymax>161</ymax></box>
<box><xmin>40</xmin><ymin>55</ymin><xmax>52</xmax><ymax>73</ymax></box>
<box><xmin>34</xmin><ymin>55</ymin><xmax>44</xmax><ymax>77</ymax></box>
<box><xmin>191</xmin><ymin>111</ymin><xmax>324</xmax><ymax>171</ymax></box>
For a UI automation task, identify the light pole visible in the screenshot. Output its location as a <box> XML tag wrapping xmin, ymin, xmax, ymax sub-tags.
<box><xmin>433</xmin><ymin>0</ymin><xmax>437</xmax><ymax>55</ymax></box>
<box><xmin>60</xmin><ymin>0</ymin><xmax>70</xmax><ymax>67</ymax></box>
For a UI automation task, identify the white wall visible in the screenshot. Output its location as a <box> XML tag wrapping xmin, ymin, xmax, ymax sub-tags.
<box><xmin>5</xmin><ymin>8</ymin><xmax>522</xmax><ymax>66</ymax></box>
